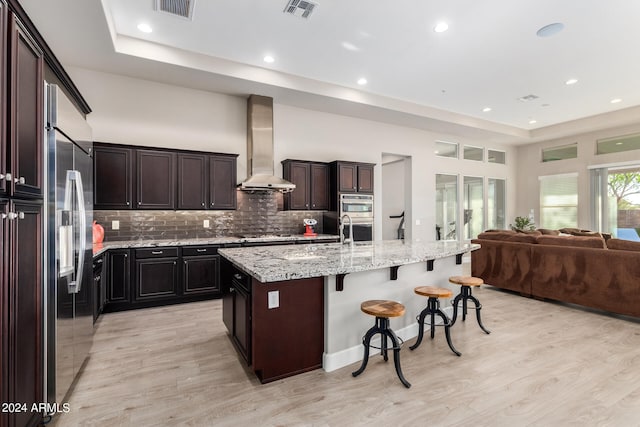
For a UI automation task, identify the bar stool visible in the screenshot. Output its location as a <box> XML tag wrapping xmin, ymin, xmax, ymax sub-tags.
<box><xmin>410</xmin><ymin>286</ymin><xmax>461</xmax><ymax>356</ymax></box>
<box><xmin>449</xmin><ymin>276</ymin><xmax>491</xmax><ymax>334</ymax></box>
<box><xmin>352</xmin><ymin>300</ymin><xmax>411</xmax><ymax>388</ymax></box>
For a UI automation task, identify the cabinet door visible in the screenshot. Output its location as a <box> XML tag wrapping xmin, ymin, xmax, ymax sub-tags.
<box><xmin>0</xmin><ymin>200</ymin><xmax>7</xmax><ymax>425</ymax></box>
<box><xmin>9</xmin><ymin>15</ymin><xmax>44</xmax><ymax>199</ymax></box>
<box><xmin>310</xmin><ymin>163</ymin><xmax>329</xmax><ymax>209</ymax></box>
<box><xmin>209</xmin><ymin>155</ymin><xmax>237</xmax><ymax>209</ymax></box>
<box><xmin>183</xmin><ymin>255</ymin><xmax>220</xmax><ymax>295</ymax></box>
<box><xmin>233</xmin><ymin>285</ymin><xmax>251</xmax><ymax>363</ymax></box>
<box><xmin>0</xmin><ymin>3</ymin><xmax>6</xmax><ymax>197</ymax></box>
<box><xmin>338</xmin><ymin>162</ymin><xmax>358</xmax><ymax>193</ymax></box>
<box><xmin>107</xmin><ymin>250</ymin><xmax>130</xmax><ymax>302</ymax></box>
<box><xmin>136</xmin><ymin>149</ymin><xmax>176</xmax><ymax>209</ymax></box>
<box><xmin>357</xmin><ymin>164</ymin><xmax>374</xmax><ymax>193</ymax></box>
<box><xmin>285</xmin><ymin>161</ymin><xmax>310</xmax><ymax>210</ymax></box>
<box><xmin>135</xmin><ymin>258</ymin><xmax>178</xmax><ymax>300</ymax></box>
<box><xmin>177</xmin><ymin>153</ymin><xmax>207</xmax><ymax>209</ymax></box>
<box><xmin>93</xmin><ymin>144</ymin><xmax>134</xmax><ymax>209</ymax></box>
<box><xmin>9</xmin><ymin>200</ymin><xmax>43</xmax><ymax>427</ymax></box>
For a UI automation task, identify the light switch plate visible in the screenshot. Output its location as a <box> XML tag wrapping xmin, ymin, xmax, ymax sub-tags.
<box><xmin>268</xmin><ymin>291</ymin><xmax>279</xmax><ymax>309</ymax></box>
<box><xmin>112</xmin><ymin>220</ymin><xmax>120</xmax><ymax>230</ymax></box>
<box><xmin>415</xmin><ymin>219</ymin><xmax>421</xmax><ymax>225</ymax></box>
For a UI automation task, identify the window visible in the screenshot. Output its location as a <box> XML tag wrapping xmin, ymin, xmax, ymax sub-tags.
<box><xmin>488</xmin><ymin>150</ymin><xmax>506</xmax><ymax>164</ymax></box>
<box><xmin>542</xmin><ymin>143</ymin><xmax>577</xmax><ymax>162</ymax></box>
<box><xmin>488</xmin><ymin>178</ymin><xmax>506</xmax><ymax>230</ymax></box>
<box><xmin>597</xmin><ymin>133</ymin><xmax>640</xmax><ymax>155</ymax></box>
<box><xmin>539</xmin><ymin>174</ymin><xmax>578</xmax><ymax>229</ymax></box>
<box><xmin>463</xmin><ymin>176</ymin><xmax>484</xmax><ymax>239</ymax></box>
<box><xmin>436</xmin><ymin>174</ymin><xmax>458</xmax><ymax>240</ymax></box>
<box><xmin>435</xmin><ymin>141</ymin><xmax>458</xmax><ymax>158</ymax></box>
<box><xmin>463</xmin><ymin>145</ymin><xmax>484</xmax><ymax>161</ymax></box>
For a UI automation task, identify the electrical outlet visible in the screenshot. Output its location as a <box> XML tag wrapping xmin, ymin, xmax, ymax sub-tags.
<box><xmin>268</xmin><ymin>291</ymin><xmax>279</xmax><ymax>309</ymax></box>
<box><xmin>112</xmin><ymin>220</ymin><xmax>120</xmax><ymax>230</ymax></box>
<box><xmin>203</xmin><ymin>219</ymin><xmax>210</xmax><ymax>228</ymax></box>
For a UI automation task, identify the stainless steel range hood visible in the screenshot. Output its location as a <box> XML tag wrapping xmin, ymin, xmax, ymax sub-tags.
<box><xmin>240</xmin><ymin>95</ymin><xmax>295</xmax><ymax>192</ymax></box>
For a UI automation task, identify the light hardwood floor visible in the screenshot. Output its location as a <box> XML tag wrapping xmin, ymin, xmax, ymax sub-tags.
<box><xmin>52</xmin><ymin>287</ymin><xmax>640</xmax><ymax>427</ymax></box>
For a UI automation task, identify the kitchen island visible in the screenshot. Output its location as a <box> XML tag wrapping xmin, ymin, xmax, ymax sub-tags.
<box><xmin>218</xmin><ymin>240</ymin><xmax>479</xmax><ymax>382</ymax></box>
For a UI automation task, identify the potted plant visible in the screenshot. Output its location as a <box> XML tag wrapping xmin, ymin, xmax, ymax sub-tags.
<box><xmin>510</xmin><ymin>216</ymin><xmax>536</xmax><ymax>232</ymax></box>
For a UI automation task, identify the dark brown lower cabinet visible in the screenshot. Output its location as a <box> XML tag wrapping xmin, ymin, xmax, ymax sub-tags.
<box><xmin>2</xmin><ymin>200</ymin><xmax>43</xmax><ymax>427</ymax></box>
<box><xmin>183</xmin><ymin>255</ymin><xmax>220</xmax><ymax>295</ymax></box>
<box><xmin>107</xmin><ymin>249</ymin><xmax>130</xmax><ymax>303</ymax></box>
<box><xmin>135</xmin><ymin>254</ymin><xmax>179</xmax><ymax>301</ymax></box>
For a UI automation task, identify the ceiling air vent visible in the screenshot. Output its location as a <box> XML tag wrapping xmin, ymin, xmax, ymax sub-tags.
<box><xmin>283</xmin><ymin>0</ymin><xmax>317</xmax><ymax>19</ymax></box>
<box><xmin>155</xmin><ymin>0</ymin><xmax>196</xmax><ymax>20</ymax></box>
<box><xmin>517</xmin><ymin>94</ymin><xmax>539</xmax><ymax>102</ymax></box>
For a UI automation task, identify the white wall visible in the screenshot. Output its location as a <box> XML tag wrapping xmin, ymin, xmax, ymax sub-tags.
<box><xmin>68</xmin><ymin>66</ymin><xmax>518</xmax><ymax>241</ymax></box>
<box><xmin>516</xmin><ymin>123</ymin><xmax>640</xmax><ymax>229</ymax></box>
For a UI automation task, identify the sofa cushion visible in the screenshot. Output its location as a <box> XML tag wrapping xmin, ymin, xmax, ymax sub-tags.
<box><xmin>606</xmin><ymin>238</ymin><xmax>640</xmax><ymax>252</ymax></box>
<box><xmin>537</xmin><ymin>228</ymin><xmax>560</xmax><ymax>235</ymax></box>
<box><xmin>477</xmin><ymin>231</ymin><xmax>537</xmax><ymax>244</ymax></box>
<box><xmin>515</xmin><ymin>229</ymin><xmax>542</xmax><ymax>236</ymax></box>
<box><xmin>536</xmin><ymin>235</ymin><xmax>606</xmax><ymax>249</ymax></box>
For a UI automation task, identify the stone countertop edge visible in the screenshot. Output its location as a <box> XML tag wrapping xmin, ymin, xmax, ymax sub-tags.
<box><xmin>218</xmin><ymin>240</ymin><xmax>481</xmax><ymax>283</ymax></box>
<box><xmin>91</xmin><ymin>234</ymin><xmax>340</xmax><ymax>257</ymax></box>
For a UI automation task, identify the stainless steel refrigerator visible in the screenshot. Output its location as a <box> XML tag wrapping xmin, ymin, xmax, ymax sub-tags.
<box><xmin>44</xmin><ymin>83</ymin><xmax>94</xmax><ymax>405</ymax></box>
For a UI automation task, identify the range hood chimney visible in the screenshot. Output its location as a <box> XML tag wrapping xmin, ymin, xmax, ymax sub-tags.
<box><xmin>240</xmin><ymin>95</ymin><xmax>295</xmax><ymax>192</ymax></box>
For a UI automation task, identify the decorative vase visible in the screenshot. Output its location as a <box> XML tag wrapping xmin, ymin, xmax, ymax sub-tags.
<box><xmin>92</xmin><ymin>220</ymin><xmax>104</xmax><ymax>244</ymax></box>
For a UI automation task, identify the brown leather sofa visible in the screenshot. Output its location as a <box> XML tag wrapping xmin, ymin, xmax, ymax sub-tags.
<box><xmin>471</xmin><ymin>231</ymin><xmax>640</xmax><ymax>318</ymax></box>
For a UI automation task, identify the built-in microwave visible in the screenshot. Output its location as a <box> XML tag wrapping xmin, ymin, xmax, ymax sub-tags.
<box><xmin>339</xmin><ymin>194</ymin><xmax>373</xmax><ymax>219</ymax></box>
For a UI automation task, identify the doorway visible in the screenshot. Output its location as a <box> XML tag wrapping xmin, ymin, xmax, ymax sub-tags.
<box><xmin>593</xmin><ymin>165</ymin><xmax>640</xmax><ymax>241</ymax></box>
<box><xmin>382</xmin><ymin>154</ymin><xmax>410</xmax><ymax>240</ymax></box>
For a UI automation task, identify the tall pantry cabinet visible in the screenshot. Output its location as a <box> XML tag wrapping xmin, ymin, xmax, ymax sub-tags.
<box><xmin>1</xmin><ymin>1</ymin><xmax>91</xmax><ymax>426</ymax></box>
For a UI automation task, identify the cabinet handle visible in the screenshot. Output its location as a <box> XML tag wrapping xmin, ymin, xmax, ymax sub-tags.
<box><xmin>17</xmin><ymin>212</ymin><xmax>25</xmax><ymax>220</ymax></box>
<box><xmin>138</xmin><ymin>201</ymin><xmax>141</xmax><ymax>205</ymax></box>
<box><xmin>0</xmin><ymin>173</ymin><xmax>4</xmax><ymax>180</ymax></box>
<box><xmin>233</xmin><ymin>273</ymin><xmax>243</xmax><ymax>280</ymax></box>
<box><xmin>3</xmin><ymin>173</ymin><xmax>11</xmax><ymax>181</ymax></box>
<box><xmin>353</xmin><ymin>186</ymin><xmax>356</xmax><ymax>189</ymax></box>
<box><xmin>126</xmin><ymin>201</ymin><xmax>130</xmax><ymax>206</ymax></box>
<box><xmin>196</xmin><ymin>249</ymin><xmax>207</xmax><ymax>253</ymax></box>
<box><xmin>124</xmin><ymin>254</ymin><xmax>128</xmax><ymax>258</ymax></box>
<box><xmin>201</xmin><ymin>202</ymin><xmax>205</xmax><ymax>207</ymax></box>
<box><xmin>211</xmin><ymin>202</ymin><xmax>215</xmax><ymax>206</ymax></box>
<box><xmin>230</xmin><ymin>287</ymin><xmax>235</xmax><ymax>293</ymax></box>
<box><xmin>173</xmin><ymin>261</ymin><xmax>176</xmax><ymax>265</ymax></box>
<box><xmin>7</xmin><ymin>212</ymin><xmax>17</xmax><ymax>220</ymax></box>
<box><xmin>312</xmin><ymin>204</ymin><xmax>316</xmax><ymax>208</ymax></box>
<box><xmin>151</xmin><ymin>250</ymin><xmax>163</xmax><ymax>255</ymax></box>
<box><xmin>305</xmin><ymin>204</ymin><xmax>309</xmax><ymax>208</ymax></box>
<box><xmin>14</xmin><ymin>176</ymin><xmax>25</xmax><ymax>184</ymax></box>
<box><xmin>1</xmin><ymin>213</ymin><xmax>6</xmax><ymax>220</ymax></box>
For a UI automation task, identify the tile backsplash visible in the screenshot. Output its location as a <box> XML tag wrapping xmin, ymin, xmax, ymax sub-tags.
<box><xmin>94</xmin><ymin>191</ymin><xmax>325</xmax><ymax>241</ymax></box>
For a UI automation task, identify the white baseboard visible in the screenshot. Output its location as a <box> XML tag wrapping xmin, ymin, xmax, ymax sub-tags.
<box><xmin>323</xmin><ymin>306</ymin><xmax>453</xmax><ymax>372</ymax></box>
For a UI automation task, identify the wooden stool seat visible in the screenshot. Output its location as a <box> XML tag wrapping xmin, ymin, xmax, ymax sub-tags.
<box><xmin>360</xmin><ymin>300</ymin><xmax>405</xmax><ymax>318</ymax></box>
<box><xmin>449</xmin><ymin>275</ymin><xmax>483</xmax><ymax>287</ymax></box>
<box><xmin>414</xmin><ymin>286</ymin><xmax>453</xmax><ymax>299</ymax></box>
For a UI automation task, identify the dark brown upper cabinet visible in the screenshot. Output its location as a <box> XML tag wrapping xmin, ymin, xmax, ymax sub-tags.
<box><xmin>177</xmin><ymin>153</ymin><xmax>207</xmax><ymax>209</ymax></box>
<box><xmin>282</xmin><ymin>159</ymin><xmax>329</xmax><ymax>210</ymax></box>
<box><xmin>8</xmin><ymin>14</ymin><xmax>43</xmax><ymax>199</ymax></box>
<box><xmin>209</xmin><ymin>154</ymin><xmax>237</xmax><ymax>210</ymax></box>
<box><xmin>93</xmin><ymin>143</ymin><xmax>134</xmax><ymax>209</ymax></box>
<box><xmin>136</xmin><ymin>149</ymin><xmax>176</xmax><ymax>209</ymax></box>
<box><xmin>333</xmin><ymin>161</ymin><xmax>375</xmax><ymax>194</ymax></box>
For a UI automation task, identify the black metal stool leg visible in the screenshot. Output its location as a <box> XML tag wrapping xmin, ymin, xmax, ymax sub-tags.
<box><xmin>462</xmin><ymin>286</ymin><xmax>469</xmax><ymax>321</ymax></box>
<box><xmin>352</xmin><ymin>324</ymin><xmax>379</xmax><ymax>377</ymax></box>
<box><xmin>468</xmin><ymin>294</ymin><xmax>491</xmax><ymax>334</ymax></box>
<box><xmin>450</xmin><ymin>293</ymin><xmax>462</xmax><ymax>326</ymax></box>
<box><xmin>385</xmin><ymin>329</ymin><xmax>411</xmax><ymax>388</ymax></box>
<box><xmin>435</xmin><ymin>309</ymin><xmax>461</xmax><ymax>356</ymax></box>
<box><xmin>410</xmin><ymin>309</ymin><xmax>428</xmax><ymax>350</ymax></box>
<box><xmin>381</xmin><ymin>318</ymin><xmax>389</xmax><ymax>361</ymax></box>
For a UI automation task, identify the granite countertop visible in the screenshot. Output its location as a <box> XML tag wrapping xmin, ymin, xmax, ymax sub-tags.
<box><xmin>218</xmin><ymin>240</ymin><xmax>480</xmax><ymax>282</ymax></box>
<box><xmin>92</xmin><ymin>234</ymin><xmax>340</xmax><ymax>257</ymax></box>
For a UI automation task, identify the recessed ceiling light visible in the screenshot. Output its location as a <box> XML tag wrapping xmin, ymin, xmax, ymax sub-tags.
<box><xmin>482</xmin><ymin>107</ymin><xmax>492</xmax><ymax>112</ymax></box>
<box><xmin>357</xmin><ymin>78</ymin><xmax>367</xmax><ymax>85</ymax></box>
<box><xmin>341</xmin><ymin>42</ymin><xmax>360</xmax><ymax>51</ymax></box>
<box><xmin>565</xmin><ymin>78</ymin><xmax>578</xmax><ymax>85</ymax></box>
<box><xmin>137</xmin><ymin>23</ymin><xmax>153</xmax><ymax>33</ymax></box>
<box><xmin>434</xmin><ymin>22</ymin><xmax>449</xmax><ymax>33</ymax></box>
<box><xmin>610</xmin><ymin>98</ymin><xmax>622</xmax><ymax>104</ymax></box>
<box><xmin>263</xmin><ymin>55</ymin><xmax>275</xmax><ymax>63</ymax></box>
<box><xmin>529</xmin><ymin>119</ymin><xmax>537</xmax><ymax>124</ymax></box>
<box><xmin>536</xmin><ymin>22</ymin><xmax>564</xmax><ymax>37</ymax></box>
<box><xmin>616</xmin><ymin>142</ymin><xmax>624</xmax><ymax>145</ymax></box>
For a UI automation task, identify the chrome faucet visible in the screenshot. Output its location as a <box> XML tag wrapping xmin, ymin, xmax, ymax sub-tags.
<box><xmin>340</xmin><ymin>214</ymin><xmax>354</xmax><ymax>245</ymax></box>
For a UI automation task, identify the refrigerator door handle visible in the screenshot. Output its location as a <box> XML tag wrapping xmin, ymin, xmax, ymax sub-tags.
<box><xmin>64</xmin><ymin>170</ymin><xmax>87</xmax><ymax>294</ymax></box>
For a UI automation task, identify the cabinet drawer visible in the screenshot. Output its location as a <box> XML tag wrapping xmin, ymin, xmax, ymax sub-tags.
<box><xmin>182</xmin><ymin>245</ymin><xmax>219</xmax><ymax>257</ymax></box>
<box><xmin>135</xmin><ymin>247</ymin><xmax>178</xmax><ymax>259</ymax></box>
